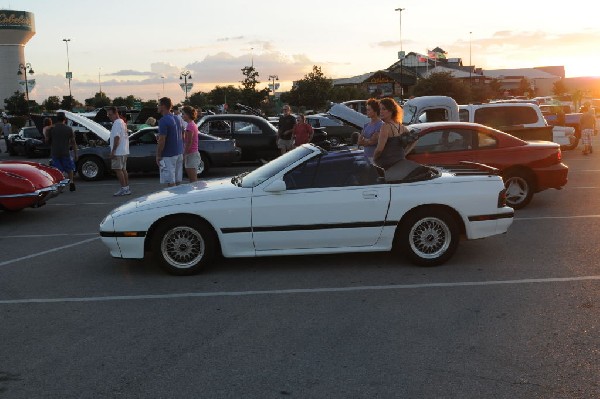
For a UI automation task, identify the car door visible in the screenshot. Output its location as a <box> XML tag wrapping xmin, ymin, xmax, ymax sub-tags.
<box><xmin>408</xmin><ymin>128</ymin><xmax>475</xmax><ymax>165</ymax></box>
<box><xmin>251</xmin><ymin>152</ymin><xmax>391</xmax><ymax>251</ymax></box>
<box><xmin>232</xmin><ymin>120</ymin><xmax>262</xmax><ymax>160</ymax></box>
<box><xmin>128</xmin><ymin>130</ymin><xmax>157</xmax><ymax>171</ymax></box>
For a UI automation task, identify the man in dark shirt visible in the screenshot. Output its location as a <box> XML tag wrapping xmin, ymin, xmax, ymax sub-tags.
<box><xmin>277</xmin><ymin>104</ymin><xmax>296</xmax><ymax>155</ymax></box>
<box><xmin>46</xmin><ymin>112</ymin><xmax>77</xmax><ymax>191</ymax></box>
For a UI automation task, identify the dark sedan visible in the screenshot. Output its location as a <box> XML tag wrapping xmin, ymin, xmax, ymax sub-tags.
<box><xmin>8</xmin><ymin>127</ymin><xmax>50</xmax><ymax>157</ymax></box>
<box><xmin>76</xmin><ymin>127</ymin><xmax>241</xmax><ymax>181</ymax></box>
<box><xmin>406</xmin><ymin>122</ymin><xmax>568</xmax><ymax>209</ymax></box>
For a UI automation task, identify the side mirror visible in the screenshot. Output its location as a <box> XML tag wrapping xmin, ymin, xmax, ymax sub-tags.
<box><xmin>264</xmin><ymin>179</ymin><xmax>287</xmax><ymax>193</ymax></box>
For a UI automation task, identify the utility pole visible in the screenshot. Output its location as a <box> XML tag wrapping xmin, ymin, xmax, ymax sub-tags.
<box><xmin>395</xmin><ymin>7</ymin><xmax>405</xmax><ymax>101</ymax></box>
<box><xmin>268</xmin><ymin>75</ymin><xmax>279</xmax><ymax>97</ymax></box>
<box><xmin>63</xmin><ymin>38</ymin><xmax>72</xmax><ymax>108</ymax></box>
<box><xmin>469</xmin><ymin>31</ymin><xmax>473</xmax><ymax>89</ymax></box>
<box><xmin>180</xmin><ymin>70</ymin><xmax>192</xmax><ymax>102</ymax></box>
<box><xmin>98</xmin><ymin>67</ymin><xmax>102</xmax><ymax>95</ymax></box>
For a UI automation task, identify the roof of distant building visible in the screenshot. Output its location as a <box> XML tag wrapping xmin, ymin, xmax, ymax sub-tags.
<box><xmin>482</xmin><ymin>68</ymin><xmax>560</xmax><ymax>79</ymax></box>
<box><xmin>422</xmin><ymin>66</ymin><xmax>482</xmax><ymax>79</ymax></box>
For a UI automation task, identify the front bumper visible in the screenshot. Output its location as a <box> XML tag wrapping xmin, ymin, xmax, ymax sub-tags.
<box><xmin>534</xmin><ymin>163</ymin><xmax>568</xmax><ymax>191</ymax></box>
<box><xmin>0</xmin><ymin>178</ymin><xmax>70</xmax><ymax>207</ymax></box>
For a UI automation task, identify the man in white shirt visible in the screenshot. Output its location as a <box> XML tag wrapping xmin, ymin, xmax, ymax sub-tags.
<box><xmin>108</xmin><ymin>107</ymin><xmax>131</xmax><ymax>196</ymax></box>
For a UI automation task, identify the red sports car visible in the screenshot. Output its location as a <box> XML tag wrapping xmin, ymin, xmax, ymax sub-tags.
<box><xmin>0</xmin><ymin>161</ymin><xmax>69</xmax><ymax>211</ymax></box>
<box><xmin>406</xmin><ymin>122</ymin><xmax>568</xmax><ymax>209</ymax></box>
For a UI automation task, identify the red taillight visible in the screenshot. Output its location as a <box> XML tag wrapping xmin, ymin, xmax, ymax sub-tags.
<box><xmin>498</xmin><ymin>189</ymin><xmax>507</xmax><ymax>208</ymax></box>
<box><xmin>557</xmin><ymin>149</ymin><xmax>562</xmax><ymax>162</ymax></box>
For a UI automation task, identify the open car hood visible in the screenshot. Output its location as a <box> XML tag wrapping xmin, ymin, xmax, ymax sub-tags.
<box><xmin>58</xmin><ymin>109</ymin><xmax>111</xmax><ymax>142</ymax></box>
<box><xmin>328</xmin><ymin>103</ymin><xmax>369</xmax><ymax>129</ymax></box>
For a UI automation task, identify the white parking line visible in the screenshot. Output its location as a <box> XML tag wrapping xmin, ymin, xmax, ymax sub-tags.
<box><xmin>49</xmin><ymin>202</ymin><xmax>112</xmax><ymax>206</ymax></box>
<box><xmin>1</xmin><ymin>233</ymin><xmax>97</xmax><ymax>239</ymax></box>
<box><xmin>0</xmin><ymin>275</ymin><xmax>599</xmax><ymax>305</ymax></box>
<box><xmin>515</xmin><ymin>214</ymin><xmax>600</xmax><ymax>221</ymax></box>
<box><xmin>0</xmin><ymin>237</ymin><xmax>100</xmax><ymax>267</ymax></box>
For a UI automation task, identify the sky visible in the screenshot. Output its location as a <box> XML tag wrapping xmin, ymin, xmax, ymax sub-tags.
<box><xmin>6</xmin><ymin>0</ymin><xmax>600</xmax><ymax>103</ymax></box>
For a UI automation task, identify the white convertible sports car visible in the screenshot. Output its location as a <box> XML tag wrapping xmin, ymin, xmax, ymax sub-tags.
<box><xmin>100</xmin><ymin>145</ymin><xmax>514</xmax><ymax>275</ymax></box>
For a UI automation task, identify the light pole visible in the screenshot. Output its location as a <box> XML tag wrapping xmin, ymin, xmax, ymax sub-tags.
<box><xmin>179</xmin><ymin>70</ymin><xmax>192</xmax><ymax>102</ymax></box>
<box><xmin>161</xmin><ymin>75</ymin><xmax>165</xmax><ymax>95</ymax></box>
<box><xmin>268</xmin><ymin>74</ymin><xmax>279</xmax><ymax>97</ymax></box>
<box><xmin>17</xmin><ymin>62</ymin><xmax>34</xmax><ymax>121</ymax></box>
<box><xmin>98</xmin><ymin>67</ymin><xmax>102</xmax><ymax>95</ymax></box>
<box><xmin>395</xmin><ymin>7</ymin><xmax>405</xmax><ymax>101</ymax></box>
<box><xmin>469</xmin><ymin>31</ymin><xmax>473</xmax><ymax>89</ymax></box>
<box><xmin>62</xmin><ymin>38</ymin><xmax>72</xmax><ymax>107</ymax></box>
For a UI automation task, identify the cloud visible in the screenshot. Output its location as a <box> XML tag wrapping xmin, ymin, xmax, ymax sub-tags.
<box><xmin>107</xmin><ymin>69</ymin><xmax>153</xmax><ymax>76</ymax></box>
<box><xmin>247</xmin><ymin>40</ymin><xmax>275</xmax><ymax>51</ymax></box>
<box><xmin>150</xmin><ymin>62</ymin><xmax>181</xmax><ymax>78</ymax></box>
<box><xmin>371</xmin><ymin>39</ymin><xmax>417</xmax><ymax>48</ymax></box>
<box><xmin>185</xmin><ymin>50</ymin><xmax>316</xmax><ymax>85</ymax></box>
<box><xmin>217</xmin><ymin>35</ymin><xmax>245</xmax><ymax>42</ymax></box>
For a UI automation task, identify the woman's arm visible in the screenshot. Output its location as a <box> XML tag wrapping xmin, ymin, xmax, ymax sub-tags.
<box><xmin>373</xmin><ymin>124</ymin><xmax>390</xmax><ymax>160</ymax></box>
<box><xmin>184</xmin><ymin>129</ymin><xmax>192</xmax><ymax>153</ymax></box>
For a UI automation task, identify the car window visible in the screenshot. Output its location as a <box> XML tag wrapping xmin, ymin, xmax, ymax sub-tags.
<box><xmin>23</xmin><ymin>128</ymin><xmax>42</xmax><ymax>139</ymax></box>
<box><xmin>200</xmin><ymin>120</ymin><xmax>231</xmax><ymax>136</ymax></box>
<box><xmin>417</xmin><ymin>108</ymin><xmax>450</xmax><ymax>123</ymax></box>
<box><xmin>284</xmin><ymin>152</ymin><xmax>379</xmax><ymax>189</ymax></box>
<box><xmin>413</xmin><ymin>129</ymin><xmax>473</xmax><ymax>154</ymax></box>
<box><xmin>459</xmin><ymin>109</ymin><xmax>470</xmax><ymax>122</ymax></box>
<box><xmin>478</xmin><ymin>131</ymin><xmax>498</xmax><ymax>149</ymax></box>
<box><xmin>139</xmin><ymin>131</ymin><xmax>157</xmax><ymax>144</ymax></box>
<box><xmin>235</xmin><ymin>121</ymin><xmax>263</xmax><ymax>134</ymax></box>
<box><xmin>316</xmin><ymin>116</ymin><xmax>343</xmax><ymax>127</ymax></box>
<box><xmin>474</xmin><ymin>106</ymin><xmax>538</xmax><ymax>127</ymax></box>
<box><xmin>306</xmin><ymin>118</ymin><xmax>320</xmax><ymax>128</ymax></box>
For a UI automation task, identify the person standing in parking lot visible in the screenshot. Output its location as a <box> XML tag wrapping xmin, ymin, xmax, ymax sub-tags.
<box><xmin>173</xmin><ymin>106</ymin><xmax>187</xmax><ymax>137</ymax></box>
<box><xmin>46</xmin><ymin>112</ymin><xmax>77</xmax><ymax>191</ymax></box>
<box><xmin>2</xmin><ymin>118</ymin><xmax>11</xmax><ymax>153</ymax></box>
<box><xmin>358</xmin><ymin>98</ymin><xmax>384</xmax><ymax>161</ymax></box>
<box><xmin>581</xmin><ymin>106</ymin><xmax>596</xmax><ymax>155</ymax></box>
<box><xmin>182</xmin><ymin>106</ymin><xmax>201</xmax><ymax>183</ymax></box>
<box><xmin>108</xmin><ymin>106</ymin><xmax>131</xmax><ymax>196</ymax></box>
<box><xmin>292</xmin><ymin>114</ymin><xmax>313</xmax><ymax>146</ymax></box>
<box><xmin>157</xmin><ymin>97</ymin><xmax>184</xmax><ymax>187</ymax></box>
<box><xmin>277</xmin><ymin>104</ymin><xmax>296</xmax><ymax>154</ymax></box>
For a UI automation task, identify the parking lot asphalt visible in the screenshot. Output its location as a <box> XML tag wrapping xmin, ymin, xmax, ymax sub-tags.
<box><xmin>1</xmin><ymin>143</ymin><xmax>599</xmax><ymax>398</ymax></box>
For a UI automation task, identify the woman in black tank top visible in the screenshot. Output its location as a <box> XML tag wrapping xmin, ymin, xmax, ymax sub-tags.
<box><xmin>373</xmin><ymin>97</ymin><xmax>411</xmax><ymax>169</ymax></box>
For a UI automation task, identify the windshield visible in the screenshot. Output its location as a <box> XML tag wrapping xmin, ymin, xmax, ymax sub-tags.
<box><xmin>402</xmin><ymin>104</ymin><xmax>417</xmax><ymax>125</ymax></box>
<box><xmin>239</xmin><ymin>146</ymin><xmax>315</xmax><ymax>188</ymax></box>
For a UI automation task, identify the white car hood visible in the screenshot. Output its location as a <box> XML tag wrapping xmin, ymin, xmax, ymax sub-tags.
<box><xmin>58</xmin><ymin>109</ymin><xmax>111</xmax><ymax>141</ymax></box>
<box><xmin>328</xmin><ymin>103</ymin><xmax>369</xmax><ymax>129</ymax></box>
<box><xmin>110</xmin><ymin>178</ymin><xmax>248</xmax><ymax>216</ymax></box>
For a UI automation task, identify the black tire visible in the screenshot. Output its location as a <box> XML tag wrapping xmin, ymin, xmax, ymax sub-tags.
<box><xmin>503</xmin><ymin>170</ymin><xmax>534</xmax><ymax>209</ymax></box>
<box><xmin>561</xmin><ymin>136</ymin><xmax>579</xmax><ymax>151</ymax></box>
<box><xmin>77</xmin><ymin>156</ymin><xmax>105</xmax><ymax>181</ymax></box>
<box><xmin>8</xmin><ymin>145</ymin><xmax>17</xmax><ymax>156</ymax></box>
<box><xmin>25</xmin><ymin>144</ymin><xmax>35</xmax><ymax>158</ymax></box>
<box><xmin>151</xmin><ymin>217</ymin><xmax>216</xmax><ymax>276</ymax></box>
<box><xmin>397</xmin><ymin>208</ymin><xmax>460</xmax><ymax>266</ymax></box>
<box><xmin>197</xmin><ymin>152</ymin><xmax>211</xmax><ymax>177</ymax></box>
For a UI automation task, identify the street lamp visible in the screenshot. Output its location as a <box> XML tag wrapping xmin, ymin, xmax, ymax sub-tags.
<box><xmin>98</xmin><ymin>67</ymin><xmax>102</xmax><ymax>95</ymax></box>
<box><xmin>469</xmin><ymin>31</ymin><xmax>473</xmax><ymax>88</ymax></box>
<box><xmin>161</xmin><ymin>75</ymin><xmax>165</xmax><ymax>95</ymax></box>
<box><xmin>62</xmin><ymin>38</ymin><xmax>72</xmax><ymax>108</ymax></box>
<box><xmin>268</xmin><ymin>74</ymin><xmax>279</xmax><ymax>97</ymax></box>
<box><xmin>395</xmin><ymin>7</ymin><xmax>405</xmax><ymax>101</ymax></box>
<box><xmin>179</xmin><ymin>70</ymin><xmax>192</xmax><ymax>101</ymax></box>
<box><xmin>17</xmin><ymin>62</ymin><xmax>34</xmax><ymax>120</ymax></box>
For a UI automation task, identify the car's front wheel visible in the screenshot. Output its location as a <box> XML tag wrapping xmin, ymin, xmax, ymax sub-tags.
<box><xmin>77</xmin><ymin>156</ymin><xmax>105</xmax><ymax>181</ymax></box>
<box><xmin>152</xmin><ymin>217</ymin><xmax>216</xmax><ymax>275</ymax></box>
<box><xmin>397</xmin><ymin>208</ymin><xmax>460</xmax><ymax>266</ymax></box>
<box><xmin>503</xmin><ymin>171</ymin><xmax>534</xmax><ymax>209</ymax></box>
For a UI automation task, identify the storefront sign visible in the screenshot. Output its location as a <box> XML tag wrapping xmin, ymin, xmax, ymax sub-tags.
<box><xmin>0</xmin><ymin>11</ymin><xmax>34</xmax><ymax>30</ymax></box>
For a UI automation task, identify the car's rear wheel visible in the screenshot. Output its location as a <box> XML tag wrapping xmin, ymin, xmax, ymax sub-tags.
<box><xmin>503</xmin><ymin>171</ymin><xmax>534</xmax><ymax>209</ymax></box>
<box><xmin>562</xmin><ymin>136</ymin><xmax>579</xmax><ymax>151</ymax></box>
<box><xmin>397</xmin><ymin>208</ymin><xmax>460</xmax><ymax>266</ymax></box>
<box><xmin>152</xmin><ymin>217</ymin><xmax>216</xmax><ymax>275</ymax></box>
<box><xmin>77</xmin><ymin>156</ymin><xmax>105</xmax><ymax>181</ymax></box>
<box><xmin>197</xmin><ymin>152</ymin><xmax>210</xmax><ymax>177</ymax></box>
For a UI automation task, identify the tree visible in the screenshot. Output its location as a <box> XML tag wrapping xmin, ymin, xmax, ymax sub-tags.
<box><xmin>288</xmin><ymin>65</ymin><xmax>333</xmax><ymax>110</ymax></box>
<box><xmin>60</xmin><ymin>95</ymin><xmax>82</xmax><ymax>110</ymax></box>
<box><xmin>207</xmin><ymin>85</ymin><xmax>242</xmax><ymax>107</ymax></box>
<box><xmin>189</xmin><ymin>91</ymin><xmax>209</xmax><ymax>109</ymax></box>
<box><xmin>516</xmin><ymin>78</ymin><xmax>532</xmax><ymax>96</ymax></box>
<box><xmin>142</xmin><ymin>99</ymin><xmax>158</xmax><ymax>108</ymax></box>
<box><xmin>329</xmin><ymin>86</ymin><xmax>370</xmax><ymax>102</ymax></box>
<box><xmin>412</xmin><ymin>72</ymin><xmax>470</xmax><ymax>104</ymax></box>
<box><xmin>553</xmin><ymin>79</ymin><xmax>567</xmax><ymax>96</ymax></box>
<box><xmin>84</xmin><ymin>92</ymin><xmax>111</xmax><ymax>108</ymax></box>
<box><xmin>238</xmin><ymin>65</ymin><xmax>270</xmax><ymax>108</ymax></box>
<box><xmin>42</xmin><ymin>96</ymin><xmax>61</xmax><ymax>111</ymax></box>
<box><xmin>3</xmin><ymin>91</ymin><xmax>28</xmax><ymax>115</ymax></box>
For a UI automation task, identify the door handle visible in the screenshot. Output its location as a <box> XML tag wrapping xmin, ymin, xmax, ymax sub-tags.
<box><xmin>362</xmin><ymin>191</ymin><xmax>378</xmax><ymax>199</ymax></box>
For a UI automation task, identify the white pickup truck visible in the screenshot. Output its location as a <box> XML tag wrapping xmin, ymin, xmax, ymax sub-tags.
<box><xmin>401</xmin><ymin>96</ymin><xmax>573</xmax><ymax>147</ymax></box>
